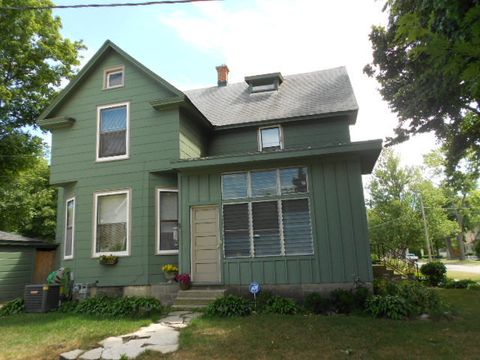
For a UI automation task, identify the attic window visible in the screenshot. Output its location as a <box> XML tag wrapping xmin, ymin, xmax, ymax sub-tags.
<box><xmin>104</xmin><ymin>66</ymin><xmax>124</xmax><ymax>89</ymax></box>
<box><xmin>245</xmin><ymin>72</ymin><xmax>283</xmax><ymax>93</ymax></box>
<box><xmin>258</xmin><ymin>126</ymin><xmax>283</xmax><ymax>151</ymax></box>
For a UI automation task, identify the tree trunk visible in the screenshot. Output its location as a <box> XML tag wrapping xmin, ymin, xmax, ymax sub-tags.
<box><xmin>457</xmin><ymin>233</ymin><xmax>466</xmax><ymax>260</ymax></box>
<box><xmin>445</xmin><ymin>238</ymin><xmax>455</xmax><ymax>259</ymax></box>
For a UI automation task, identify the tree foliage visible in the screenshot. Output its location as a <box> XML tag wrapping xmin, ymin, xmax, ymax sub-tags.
<box><xmin>0</xmin><ymin>0</ymin><xmax>83</xmax><ymax>180</ymax></box>
<box><xmin>0</xmin><ymin>157</ymin><xmax>56</xmax><ymax>240</ymax></box>
<box><xmin>365</xmin><ymin>1</ymin><xmax>480</xmax><ymax>170</ymax></box>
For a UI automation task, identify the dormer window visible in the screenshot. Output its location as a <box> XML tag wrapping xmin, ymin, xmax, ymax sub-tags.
<box><xmin>245</xmin><ymin>72</ymin><xmax>283</xmax><ymax>93</ymax></box>
<box><xmin>258</xmin><ymin>126</ymin><xmax>283</xmax><ymax>151</ymax></box>
<box><xmin>104</xmin><ymin>66</ymin><xmax>124</xmax><ymax>89</ymax></box>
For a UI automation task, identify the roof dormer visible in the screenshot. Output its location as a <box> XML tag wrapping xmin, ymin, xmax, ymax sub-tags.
<box><xmin>245</xmin><ymin>72</ymin><xmax>284</xmax><ymax>93</ymax></box>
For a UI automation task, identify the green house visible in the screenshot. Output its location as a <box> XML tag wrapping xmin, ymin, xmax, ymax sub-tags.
<box><xmin>38</xmin><ymin>40</ymin><xmax>381</xmax><ymax>299</ymax></box>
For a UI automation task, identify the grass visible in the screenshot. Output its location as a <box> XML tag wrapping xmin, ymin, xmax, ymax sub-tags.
<box><xmin>1</xmin><ymin>290</ymin><xmax>479</xmax><ymax>360</ymax></box>
<box><xmin>138</xmin><ymin>289</ymin><xmax>479</xmax><ymax>360</ymax></box>
<box><xmin>447</xmin><ymin>270</ymin><xmax>480</xmax><ymax>281</ymax></box>
<box><xmin>0</xmin><ymin>313</ymin><xmax>158</xmax><ymax>360</ymax></box>
<box><xmin>441</xmin><ymin>259</ymin><xmax>480</xmax><ymax>266</ymax></box>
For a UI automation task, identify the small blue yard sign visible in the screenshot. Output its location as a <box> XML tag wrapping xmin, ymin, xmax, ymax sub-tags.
<box><xmin>249</xmin><ymin>281</ymin><xmax>261</xmax><ymax>295</ymax></box>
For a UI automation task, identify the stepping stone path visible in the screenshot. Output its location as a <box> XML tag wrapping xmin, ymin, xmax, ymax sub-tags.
<box><xmin>59</xmin><ymin>311</ymin><xmax>201</xmax><ymax>360</ymax></box>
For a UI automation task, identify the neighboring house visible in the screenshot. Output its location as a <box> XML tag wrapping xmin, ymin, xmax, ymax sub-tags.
<box><xmin>38</xmin><ymin>40</ymin><xmax>381</xmax><ymax>298</ymax></box>
<box><xmin>0</xmin><ymin>231</ymin><xmax>57</xmax><ymax>302</ymax></box>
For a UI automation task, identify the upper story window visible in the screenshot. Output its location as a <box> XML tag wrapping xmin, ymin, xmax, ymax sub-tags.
<box><xmin>104</xmin><ymin>66</ymin><xmax>124</xmax><ymax>89</ymax></box>
<box><xmin>97</xmin><ymin>102</ymin><xmax>129</xmax><ymax>161</ymax></box>
<box><xmin>258</xmin><ymin>126</ymin><xmax>283</xmax><ymax>151</ymax></box>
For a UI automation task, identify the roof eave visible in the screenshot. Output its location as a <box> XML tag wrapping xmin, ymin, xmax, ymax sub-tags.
<box><xmin>171</xmin><ymin>139</ymin><xmax>382</xmax><ymax>174</ymax></box>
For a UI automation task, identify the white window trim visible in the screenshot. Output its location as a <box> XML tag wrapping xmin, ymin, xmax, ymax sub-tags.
<box><xmin>92</xmin><ymin>189</ymin><xmax>131</xmax><ymax>257</ymax></box>
<box><xmin>103</xmin><ymin>66</ymin><xmax>125</xmax><ymax>90</ymax></box>
<box><xmin>257</xmin><ymin>125</ymin><xmax>284</xmax><ymax>151</ymax></box>
<box><xmin>96</xmin><ymin>102</ymin><xmax>130</xmax><ymax>162</ymax></box>
<box><xmin>155</xmin><ymin>188</ymin><xmax>179</xmax><ymax>255</ymax></box>
<box><xmin>64</xmin><ymin>197</ymin><xmax>75</xmax><ymax>260</ymax></box>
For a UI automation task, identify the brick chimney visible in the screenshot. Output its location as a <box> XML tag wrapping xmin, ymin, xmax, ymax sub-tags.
<box><xmin>216</xmin><ymin>64</ymin><xmax>229</xmax><ymax>87</ymax></box>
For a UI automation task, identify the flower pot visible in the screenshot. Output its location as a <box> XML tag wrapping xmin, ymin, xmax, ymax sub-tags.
<box><xmin>99</xmin><ymin>257</ymin><xmax>118</xmax><ymax>265</ymax></box>
<box><xmin>179</xmin><ymin>282</ymin><xmax>191</xmax><ymax>290</ymax></box>
<box><xmin>164</xmin><ymin>271</ymin><xmax>177</xmax><ymax>283</ymax></box>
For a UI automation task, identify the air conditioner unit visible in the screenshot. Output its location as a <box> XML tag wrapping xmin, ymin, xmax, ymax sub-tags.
<box><xmin>24</xmin><ymin>284</ymin><xmax>60</xmax><ymax>313</ymax></box>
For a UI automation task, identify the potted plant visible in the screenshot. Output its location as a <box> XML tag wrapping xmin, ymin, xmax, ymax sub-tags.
<box><xmin>176</xmin><ymin>273</ymin><xmax>191</xmax><ymax>290</ymax></box>
<box><xmin>99</xmin><ymin>255</ymin><xmax>118</xmax><ymax>265</ymax></box>
<box><xmin>162</xmin><ymin>264</ymin><xmax>179</xmax><ymax>283</ymax></box>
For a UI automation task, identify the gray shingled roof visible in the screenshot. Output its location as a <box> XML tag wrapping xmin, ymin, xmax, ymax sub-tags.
<box><xmin>184</xmin><ymin>66</ymin><xmax>358</xmax><ymax>127</ymax></box>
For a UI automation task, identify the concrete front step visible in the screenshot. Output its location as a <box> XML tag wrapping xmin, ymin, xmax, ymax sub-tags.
<box><xmin>171</xmin><ymin>304</ymin><xmax>208</xmax><ymax>310</ymax></box>
<box><xmin>173</xmin><ymin>288</ymin><xmax>226</xmax><ymax>309</ymax></box>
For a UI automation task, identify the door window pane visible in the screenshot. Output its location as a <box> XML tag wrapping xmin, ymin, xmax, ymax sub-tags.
<box><xmin>159</xmin><ymin>191</ymin><xmax>178</xmax><ymax>252</ymax></box>
<box><xmin>282</xmin><ymin>199</ymin><xmax>313</xmax><ymax>255</ymax></box>
<box><xmin>280</xmin><ymin>167</ymin><xmax>308</xmax><ymax>194</ymax></box>
<box><xmin>252</xmin><ymin>201</ymin><xmax>281</xmax><ymax>256</ymax></box>
<box><xmin>223</xmin><ymin>204</ymin><xmax>251</xmax><ymax>257</ymax></box>
<box><xmin>222</xmin><ymin>173</ymin><xmax>248</xmax><ymax>199</ymax></box>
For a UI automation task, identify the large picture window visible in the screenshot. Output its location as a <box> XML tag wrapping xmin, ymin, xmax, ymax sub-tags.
<box><xmin>222</xmin><ymin>167</ymin><xmax>313</xmax><ymax>258</ymax></box>
<box><xmin>94</xmin><ymin>190</ymin><xmax>130</xmax><ymax>256</ymax></box>
<box><xmin>97</xmin><ymin>102</ymin><xmax>129</xmax><ymax>161</ymax></box>
<box><xmin>156</xmin><ymin>189</ymin><xmax>179</xmax><ymax>254</ymax></box>
<box><xmin>64</xmin><ymin>197</ymin><xmax>75</xmax><ymax>259</ymax></box>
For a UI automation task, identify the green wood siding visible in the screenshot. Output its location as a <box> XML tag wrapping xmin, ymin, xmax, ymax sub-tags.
<box><xmin>208</xmin><ymin>117</ymin><xmax>350</xmax><ymax>156</ymax></box>
<box><xmin>0</xmin><ymin>247</ymin><xmax>35</xmax><ymax>301</ymax></box>
<box><xmin>50</xmin><ymin>50</ymin><xmax>182</xmax><ymax>286</ymax></box>
<box><xmin>179</xmin><ymin>158</ymin><xmax>372</xmax><ymax>285</ymax></box>
<box><xmin>179</xmin><ymin>111</ymin><xmax>207</xmax><ymax>159</ymax></box>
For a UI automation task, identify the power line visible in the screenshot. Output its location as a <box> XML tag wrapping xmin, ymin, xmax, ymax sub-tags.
<box><xmin>0</xmin><ymin>0</ymin><xmax>220</xmax><ymax>11</ymax></box>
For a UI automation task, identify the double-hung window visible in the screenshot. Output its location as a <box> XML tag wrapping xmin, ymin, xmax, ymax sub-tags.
<box><xmin>93</xmin><ymin>190</ymin><xmax>130</xmax><ymax>256</ymax></box>
<box><xmin>97</xmin><ymin>102</ymin><xmax>129</xmax><ymax>161</ymax></box>
<box><xmin>156</xmin><ymin>189</ymin><xmax>179</xmax><ymax>254</ymax></box>
<box><xmin>222</xmin><ymin>167</ymin><xmax>313</xmax><ymax>258</ymax></box>
<box><xmin>64</xmin><ymin>197</ymin><xmax>75</xmax><ymax>259</ymax></box>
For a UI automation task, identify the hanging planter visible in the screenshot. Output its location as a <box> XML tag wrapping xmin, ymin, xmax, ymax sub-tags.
<box><xmin>99</xmin><ymin>255</ymin><xmax>119</xmax><ymax>265</ymax></box>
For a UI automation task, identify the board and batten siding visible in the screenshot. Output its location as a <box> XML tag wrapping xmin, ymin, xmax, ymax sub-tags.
<box><xmin>179</xmin><ymin>158</ymin><xmax>372</xmax><ymax>285</ymax></box>
<box><xmin>49</xmin><ymin>50</ymin><xmax>182</xmax><ymax>286</ymax></box>
<box><xmin>208</xmin><ymin>117</ymin><xmax>351</xmax><ymax>156</ymax></box>
<box><xmin>179</xmin><ymin>110</ymin><xmax>208</xmax><ymax>159</ymax></box>
<box><xmin>0</xmin><ymin>247</ymin><xmax>35</xmax><ymax>301</ymax></box>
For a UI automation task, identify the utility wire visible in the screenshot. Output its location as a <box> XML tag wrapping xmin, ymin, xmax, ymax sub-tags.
<box><xmin>0</xmin><ymin>0</ymin><xmax>220</xmax><ymax>11</ymax></box>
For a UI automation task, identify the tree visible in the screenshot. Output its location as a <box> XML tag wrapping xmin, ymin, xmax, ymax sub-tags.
<box><xmin>0</xmin><ymin>0</ymin><xmax>83</xmax><ymax>181</ymax></box>
<box><xmin>368</xmin><ymin>149</ymin><xmax>424</xmax><ymax>253</ymax></box>
<box><xmin>424</xmin><ymin>149</ymin><xmax>480</xmax><ymax>259</ymax></box>
<box><xmin>0</xmin><ymin>157</ymin><xmax>57</xmax><ymax>240</ymax></box>
<box><xmin>364</xmin><ymin>1</ymin><xmax>480</xmax><ymax>170</ymax></box>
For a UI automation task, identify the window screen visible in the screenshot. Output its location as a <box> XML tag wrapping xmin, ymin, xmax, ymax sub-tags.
<box><xmin>158</xmin><ymin>191</ymin><xmax>179</xmax><ymax>252</ymax></box>
<box><xmin>96</xmin><ymin>193</ymin><xmax>128</xmax><ymax>254</ymax></box>
<box><xmin>99</xmin><ymin>105</ymin><xmax>127</xmax><ymax>158</ymax></box>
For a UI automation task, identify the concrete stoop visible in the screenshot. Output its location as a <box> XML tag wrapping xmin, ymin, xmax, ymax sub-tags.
<box><xmin>172</xmin><ymin>288</ymin><xmax>226</xmax><ymax>309</ymax></box>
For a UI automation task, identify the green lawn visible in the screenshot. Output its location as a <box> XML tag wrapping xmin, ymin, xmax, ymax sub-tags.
<box><xmin>1</xmin><ymin>290</ymin><xmax>479</xmax><ymax>360</ymax></box>
<box><xmin>441</xmin><ymin>259</ymin><xmax>480</xmax><ymax>266</ymax></box>
<box><xmin>447</xmin><ymin>270</ymin><xmax>480</xmax><ymax>281</ymax></box>
<box><xmin>141</xmin><ymin>289</ymin><xmax>479</xmax><ymax>360</ymax></box>
<box><xmin>0</xmin><ymin>313</ymin><xmax>157</xmax><ymax>360</ymax></box>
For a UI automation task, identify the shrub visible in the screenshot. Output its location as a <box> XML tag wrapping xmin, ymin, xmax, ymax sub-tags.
<box><xmin>395</xmin><ymin>281</ymin><xmax>440</xmax><ymax>316</ymax></box>
<box><xmin>264</xmin><ymin>295</ymin><xmax>298</xmax><ymax>315</ymax></box>
<box><xmin>467</xmin><ymin>283</ymin><xmax>480</xmax><ymax>291</ymax></box>
<box><xmin>330</xmin><ymin>289</ymin><xmax>355</xmax><ymax>314</ymax></box>
<box><xmin>366</xmin><ymin>295</ymin><xmax>410</xmax><ymax>320</ymax></box>
<box><xmin>304</xmin><ymin>293</ymin><xmax>331</xmax><ymax>314</ymax></box>
<box><xmin>0</xmin><ymin>298</ymin><xmax>25</xmax><ymax>317</ymax></box>
<box><xmin>353</xmin><ymin>286</ymin><xmax>370</xmax><ymax>309</ymax></box>
<box><xmin>475</xmin><ymin>240</ymin><xmax>480</xmax><ymax>257</ymax></box>
<box><xmin>58</xmin><ymin>296</ymin><xmax>162</xmax><ymax>317</ymax></box>
<box><xmin>373</xmin><ymin>278</ymin><xmax>400</xmax><ymax>296</ymax></box>
<box><xmin>443</xmin><ymin>279</ymin><xmax>477</xmax><ymax>289</ymax></box>
<box><xmin>420</xmin><ymin>262</ymin><xmax>447</xmax><ymax>286</ymax></box>
<box><xmin>253</xmin><ymin>291</ymin><xmax>274</xmax><ymax>312</ymax></box>
<box><xmin>206</xmin><ymin>295</ymin><xmax>252</xmax><ymax>317</ymax></box>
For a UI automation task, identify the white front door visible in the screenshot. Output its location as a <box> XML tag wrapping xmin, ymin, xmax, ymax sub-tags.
<box><xmin>191</xmin><ymin>205</ymin><xmax>221</xmax><ymax>284</ymax></box>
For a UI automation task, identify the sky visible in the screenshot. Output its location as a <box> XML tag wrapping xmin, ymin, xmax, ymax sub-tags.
<box><xmin>45</xmin><ymin>0</ymin><xmax>439</xmax><ymax>169</ymax></box>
